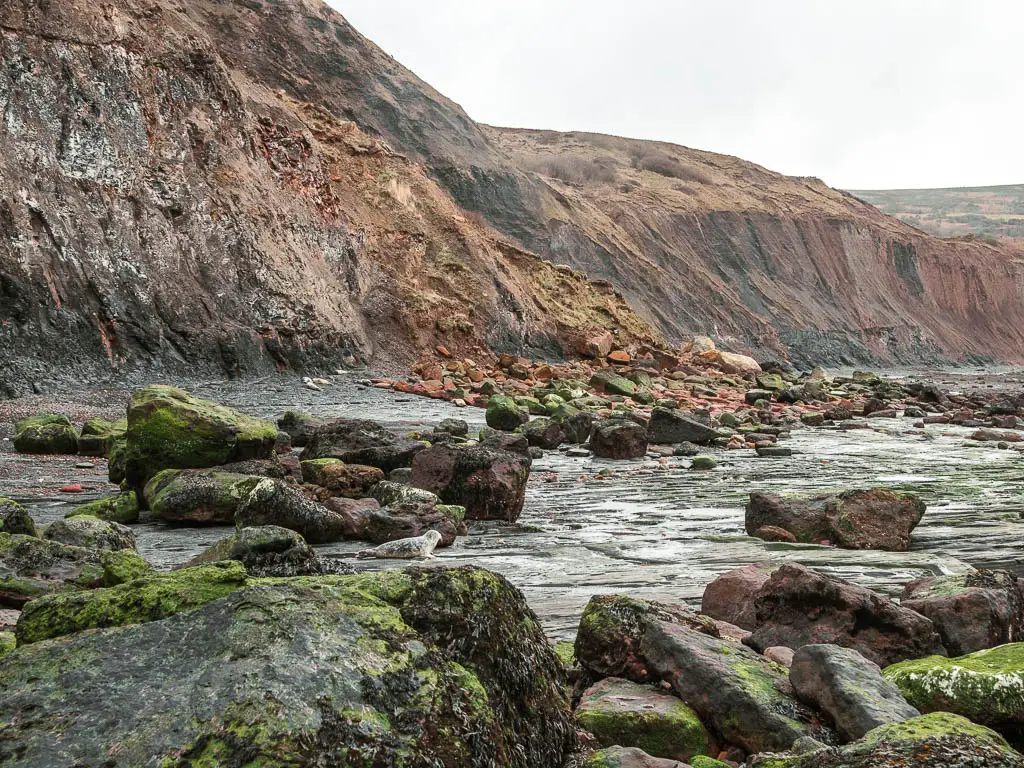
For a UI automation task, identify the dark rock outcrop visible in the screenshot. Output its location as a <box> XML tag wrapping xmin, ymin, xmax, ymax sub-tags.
<box><xmin>299</xmin><ymin>418</ymin><xmax>425</xmax><ymax>473</ymax></box>
<box><xmin>590</xmin><ymin>418</ymin><xmax>649</xmax><ymax>460</ymax></box>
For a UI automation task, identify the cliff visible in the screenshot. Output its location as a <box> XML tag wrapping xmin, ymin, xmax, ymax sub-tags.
<box><xmin>0</xmin><ymin>0</ymin><xmax>657</xmax><ymax>393</ymax></box>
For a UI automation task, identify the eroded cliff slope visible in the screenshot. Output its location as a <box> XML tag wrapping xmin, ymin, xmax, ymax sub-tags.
<box><xmin>0</xmin><ymin>0</ymin><xmax>656</xmax><ymax>392</ymax></box>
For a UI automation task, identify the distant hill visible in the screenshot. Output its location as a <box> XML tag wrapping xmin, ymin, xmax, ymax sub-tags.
<box><xmin>850</xmin><ymin>185</ymin><xmax>1024</xmax><ymax>242</ymax></box>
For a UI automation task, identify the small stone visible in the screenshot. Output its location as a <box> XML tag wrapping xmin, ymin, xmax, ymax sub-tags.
<box><xmin>690</xmin><ymin>456</ymin><xmax>717</xmax><ymax>470</ymax></box>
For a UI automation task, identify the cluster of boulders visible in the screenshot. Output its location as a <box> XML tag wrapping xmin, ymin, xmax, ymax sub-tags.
<box><xmin>567</xmin><ymin>561</ymin><xmax>1024</xmax><ymax>767</ymax></box>
<box><xmin>12</xmin><ymin>413</ymin><xmax>125</xmax><ymax>457</ymax></box>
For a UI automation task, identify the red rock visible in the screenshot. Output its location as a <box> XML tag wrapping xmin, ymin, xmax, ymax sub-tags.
<box><xmin>436</xmin><ymin>344</ymin><xmax>451</xmax><ymax>357</ymax></box>
<box><xmin>701</xmin><ymin>563</ymin><xmax>775</xmax><ymax>630</ymax></box>
<box><xmin>59</xmin><ymin>484</ymin><xmax>83</xmax><ymax>493</ymax></box>
<box><xmin>575</xmin><ymin>331</ymin><xmax>614</xmax><ymax>359</ymax></box>
<box><xmin>608</xmin><ymin>350</ymin><xmax>631</xmax><ymax>364</ymax></box>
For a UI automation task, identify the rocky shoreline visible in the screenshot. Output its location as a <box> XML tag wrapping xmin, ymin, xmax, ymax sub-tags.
<box><xmin>2</xmin><ymin>346</ymin><xmax>1024</xmax><ymax>766</ymax></box>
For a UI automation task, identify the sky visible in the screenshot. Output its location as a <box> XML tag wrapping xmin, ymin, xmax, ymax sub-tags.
<box><xmin>329</xmin><ymin>1</ymin><xmax>1021</xmax><ymax>190</ymax></box>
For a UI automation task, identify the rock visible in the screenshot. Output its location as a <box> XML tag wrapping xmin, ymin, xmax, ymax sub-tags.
<box><xmin>410</xmin><ymin>441</ymin><xmax>530</xmax><ymax>522</ymax></box>
<box><xmin>643</xmin><ymin>620</ymin><xmax>827</xmax><ymax>753</ymax></box>
<box><xmin>319</xmin><ymin>496</ymin><xmax>382</xmax><ymax>537</ymax></box>
<box><xmin>371</xmin><ymin>480</ymin><xmax>439</xmax><ymax>507</ymax></box>
<box><xmin>801</xmin><ymin>412</ymin><xmax>825</xmax><ymax>427</ymax></box>
<box><xmin>519</xmin><ymin>417</ymin><xmax>564</xmax><ymax>449</ymax></box>
<box><xmin>486</xmin><ymin>394</ymin><xmax>530</xmax><ymax>431</ymax></box>
<box><xmin>107</xmin><ymin>437</ymin><xmax>127</xmax><ymax>484</ymax></box>
<box><xmin>66</xmin><ymin>492</ymin><xmax>140</xmax><ymax>525</ymax></box>
<box><xmin>701</xmin><ymin>563</ymin><xmax>775</xmax><ymax>630</ymax></box>
<box><xmin>0</xmin><ymin>533</ymin><xmax>135</xmax><ymax>607</ymax></box>
<box><xmin>77</xmin><ymin>417</ymin><xmax>126</xmax><ymax>457</ymax></box>
<box><xmin>758</xmin><ymin>373</ymin><xmax>786</xmax><ymax>391</ymax></box>
<box><xmin>0</xmin><ymin>567</ymin><xmax>576</xmax><ymax>766</ymax></box>
<box><xmin>183</xmin><ymin>525</ymin><xmax>353</xmax><ymax>577</ymax></box>
<box><xmin>757</xmin><ymin>445</ymin><xmax>793</xmax><ymax>457</ymax></box>
<box><xmin>41</xmin><ymin>517</ymin><xmax>136</xmax><ymax>552</ymax></box>
<box><xmin>299</xmin><ymin>458</ymin><xmax>384</xmax><ymax>497</ymax></box>
<box><xmin>884</xmin><ymin>643</ymin><xmax>1024</xmax><ymax>728</ymax></box>
<box><xmin>789</xmin><ymin>644</ymin><xmax>920</xmax><ymax>742</ymax></box>
<box><xmin>584</xmin><ymin>745</ymin><xmax>694</xmax><ymax>768</ymax></box>
<box><xmin>550</xmin><ymin>405</ymin><xmax>595</xmax><ymax>444</ymax></box>
<box><xmin>0</xmin><ymin>632</ymin><xmax>13</xmax><ymax>659</ymax></box>
<box><xmin>15</xmin><ymin>561</ymin><xmax>248</xmax><ymax>645</ymax></box>
<box><xmin>745</xmin><ymin>564</ymin><xmax>946</xmax><ymax>667</ymax></box>
<box><xmin>745</xmin><ymin>389</ymin><xmax>774</xmax><ymax>405</ymax></box>
<box><xmin>12</xmin><ymin>413</ymin><xmax>78</xmax><ymax>455</ymax></box>
<box><xmin>359</xmin><ymin>502</ymin><xmax>463</xmax><ymax>547</ymax></box>
<box><xmin>575</xmin><ymin>594</ymin><xmax>720</xmax><ymax>683</ymax></box>
<box><xmin>590</xmin><ymin>418</ymin><xmax>648</xmax><ymax>460</ymax></box>
<box><xmin>745</xmin><ymin>489</ymin><xmax>925</xmax><ymax>551</ymax></box>
<box><xmin>648</xmin><ymin>407</ymin><xmax>719</xmax><ymax>445</ymax></box>
<box><xmin>765</xmin><ymin>646</ymin><xmax>796</xmax><ymax>667</ymax></box>
<box><xmin>749</xmin><ymin>712</ymin><xmax>1023</xmax><ymax>768</ymax></box>
<box><xmin>299</xmin><ymin>417</ymin><xmax>426</xmax><ymax>472</ymax></box>
<box><xmin>756</xmin><ymin>525</ymin><xmax>799</xmax><ymax>543</ymax></box>
<box><xmin>690</xmin><ymin>455</ymin><xmax>717</xmax><ymax>470</ymax></box>
<box><xmin>235</xmin><ymin>478</ymin><xmax>351</xmax><ymax>544</ymax></box>
<box><xmin>144</xmin><ymin>469</ymin><xmax>261</xmax><ymax>525</ymax></box>
<box><xmin>591</xmin><ymin>368</ymin><xmax>638</xmax><ymax>397</ymax></box>
<box><xmin>275</xmin><ymin>410</ymin><xmax>324</xmax><ymax>447</ymax></box>
<box><xmin>901</xmin><ymin>570</ymin><xmax>1024</xmax><ymax>656</ymax></box>
<box><xmin>389</xmin><ymin>466</ymin><xmax>413</xmax><ymax>484</ymax></box>
<box><xmin>575</xmin><ymin>676</ymin><xmax>710</xmax><ymax>761</ymax></box>
<box><xmin>0</xmin><ymin>499</ymin><xmax>36</xmax><ymax>537</ymax></box>
<box><xmin>608</xmin><ymin>350</ymin><xmax>632</xmax><ymax>364</ymax></box>
<box><xmin>437</xmin><ymin>417</ymin><xmax>469</xmax><ymax>436</ymax></box>
<box><xmin>216</xmin><ymin>457</ymin><xmax>290</xmax><ymax>478</ymax></box>
<box><xmin>125</xmin><ymin>385</ymin><xmax>277</xmax><ymax>492</ymax></box>
<box><xmin>707</xmin><ymin>350</ymin><xmax>762</xmax><ymax>374</ymax></box>
<box><xmin>577</xmin><ymin>330</ymin><xmax>615</xmax><ymax>359</ymax></box>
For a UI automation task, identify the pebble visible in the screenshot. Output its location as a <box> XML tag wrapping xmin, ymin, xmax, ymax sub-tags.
<box><xmin>59</xmin><ymin>483</ymin><xmax>83</xmax><ymax>493</ymax></box>
<box><xmin>565</xmin><ymin>448</ymin><xmax>590</xmax><ymax>457</ymax></box>
<box><xmin>75</xmin><ymin>462</ymin><xmax>95</xmax><ymax>469</ymax></box>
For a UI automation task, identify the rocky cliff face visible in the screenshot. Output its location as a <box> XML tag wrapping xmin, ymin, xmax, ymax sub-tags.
<box><xmin>0</xmin><ymin>0</ymin><xmax>656</xmax><ymax>393</ymax></box>
<box><xmin>3</xmin><ymin>0</ymin><xmax>1023</xmax><ymax>392</ymax></box>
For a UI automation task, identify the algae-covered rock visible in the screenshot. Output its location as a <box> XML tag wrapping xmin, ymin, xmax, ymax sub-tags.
<box><xmin>235</xmin><ymin>478</ymin><xmax>350</xmax><ymax>544</ymax></box>
<box><xmin>14</xmin><ymin>561</ymin><xmax>248</xmax><ymax>645</ymax></box>
<box><xmin>883</xmin><ymin>643</ymin><xmax>1024</xmax><ymax>728</ymax></box>
<box><xmin>13</xmin><ymin>413</ymin><xmax>79</xmax><ymax>455</ymax></box>
<box><xmin>124</xmin><ymin>385</ymin><xmax>277</xmax><ymax>491</ymax></box>
<box><xmin>0</xmin><ymin>499</ymin><xmax>36</xmax><ymax>537</ymax></box>
<box><xmin>276</xmin><ymin>410</ymin><xmax>325</xmax><ymax>447</ymax></box>
<box><xmin>486</xmin><ymin>394</ymin><xmax>530</xmax><ymax>431</ymax></box>
<box><xmin>518</xmin><ymin>417</ymin><xmax>564</xmax><ymax>449</ymax></box>
<box><xmin>41</xmin><ymin>517</ymin><xmax>136</xmax><ymax>552</ymax></box>
<box><xmin>300</xmin><ymin>458</ymin><xmax>384</xmax><ymax>497</ymax></box>
<box><xmin>576</xmin><ymin>676</ymin><xmax>710</xmax><ymax>761</ymax></box>
<box><xmin>584</xmin><ymin>746</ymin><xmax>686</xmax><ymax>767</ymax></box>
<box><xmin>0</xmin><ymin>566</ymin><xmax>574</xmax><ymax>767</ymax></box>
<box><xmin>100</xmin><ymin>549</ymin><xmax>152</xmax><ymax>585</ymax></box>
<box><xmin>65</xmin><ymin>492</ymin><xmax>140</xmax><ymax>525</ymax></box>
<box><xmin>77</xmin><ymin>417</ymin><xmax>126</xmax><ymax>457</ymax></box>
<box><xmin>0</xmin><ymin>533</ymin><xmax>106</xmax><ymax>607</ymax></box>
<box><xmin>144</xmin><ymin>469</ymin><xmax>261</xmax><ymax>525</ymax></box>
<box><xmin>749</xmin><ymin>712</ymin><xmax>1024</xmax><ymax>768</ymax></box>
<box><xmin>181</xmin><ymin>526</ymin><xmax>353</xmax><ymax>577</ymax></box>
<box><xmin>0</xmin><ymin>632</ymin><xmax>13</xmax><ymax>659</ymax></box>
<box><xmin>371</xmin><ymin>479</ymin><xmax>439</xmax><ymax>507</ymax></box>
<box><xmin>107</xmin><ymin>437</ymin><xmax>127</xmax><ymax>484</ymax></box>
<box><xmin>591</xmin><ymin>368</ymin><xmax>638</xmax><ymax>397</ymax></box>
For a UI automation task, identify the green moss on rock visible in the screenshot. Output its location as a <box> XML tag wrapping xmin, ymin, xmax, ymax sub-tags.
<box><xmin>100</xmin><ymin>550</ymin><xmax>153</xmax><ymax>585</ymax></box>
<box><xmin>66</xmin><ymin>492</ymin><xmax>140</xmax><ymax>524</ymax></box>
<box><xmin>0</xmin><ymin>632</ymin><xmax>13</xmax><ymax>659</ymax></box>
<box><xmin>78</xmin><ymin>417</ymin><xmax>127</xmax><ymax>457</ymax></box>
<box><xmin>13</xmin><ymin>413</ymin><xmax>79</xmax><ymax>455</ymax></box>
<box><xmin>486</xmin><ymin>394</ymin><xmax>529</xmax><ymax>431</ymax></box>
<box><xmin>0</xmin><ymin>498</ymin><xmax>37</xmax><ymax>537</ymax></box>
<box><xmin>0</xmin><ymin>533</ymin><xmax>107</xmax><ymax>607</ymax></box>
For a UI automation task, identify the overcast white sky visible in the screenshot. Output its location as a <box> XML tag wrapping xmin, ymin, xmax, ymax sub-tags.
<box><xmin>330</xmin><ymin>1</ymin><xmax>1021</xmax><ymax>190</ymax></box>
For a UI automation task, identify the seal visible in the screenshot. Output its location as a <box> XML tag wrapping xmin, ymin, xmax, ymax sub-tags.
<box><xmin>356</xmin><ymin>529</ymin><xmax>443</xmax><ymax>559</ymax></box>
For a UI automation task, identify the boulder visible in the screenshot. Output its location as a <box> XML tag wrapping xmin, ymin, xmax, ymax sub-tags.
<box><xmin>575</xmin><ymin>676</ymin><xmax>710</xmax><ymax>761</ymax></box>
<box><xmin>486</xmin><ymin>394</ymin><xmax>530</xmax><ymax>431</ymax></box>
<box><xmin>745</xmin><ymin>489</ymin><xmax>925</xmax><ymax>551</ymax></box>
<box><xmin>77</xmin><ymin>417</ymin><xmax>126</xmax><ymax>457</ymax></box>
<box><xmin>701</xmin><ymin>563</ymin><xmax>775</xmax><ymax>631</ymax></box>
<box><xmin>0</xmin><ymin>533</ymin><xmax>147</xmax><ymax>607</ymax></box>
<box><xmin>299</xmin><ymin>417</ymin><xmax>425</xmax><ymax>471</ymax></box>
<box><xmin>745</xmin><ymin>564</ymin><xmax>946</xmax><ymax>667</ymax></box>
<box><xmin>591</xmin><ymin>369</ymin><xmax>638</xmax><ymax>397</ymax></box>
<box><xmin>359</xmin><ymin>502</ymin><xmax>464</xmax><ymax>547</ymax></box>
<box><xmin>15</xmin><ymin>561</ymin><xmax>249</xmax><ymax>645</ymax></box>
<box><xmin>590</xmin><ymin>418</ymin><xmax>648</xmax><ymax>460</ymax></box>
<box><xmin>648</xmin><ymin>407</ymin><xmax>719</xmax><ymax>445</ymax></box>
<box><xmin>410</xmin><ymin>441</ymin><xmax>530</xmax><ymax>522</ymax></box>
<box><xmin>299</xmin><ymin>458</ymin><xmax>385</xmax><ymax>497</ymax></box>
<box><xmin>124</xmin><ymin>385</ymin><xmax>277</xmax><ymax>491</ymax></box>
<box><xmin>144</xmin><ymin>470</ymin><xmax>261</xmax><ymax>525</ymax></box>
<box><xmin>789</xmin><ymin>644</ymin><xmax>920</xmax><ymax>742</ymax></box>
<box><xmin>181</xmin><ymin>525</ymin><xmax>352</xmax><ymax>577</ymax></box>
<box><xmin>748</xmin><ymin>712</ymin><xmax>1023</xmax><ymax>768</ymax></box>
<box><xmin>900</xmin><ymin>570</ymin><xmax>1024</xmax><ymax>656</ymax></box>
<box><xmin>0</xmin><ymin>567</ymin><xmax>575</xmax><ymax>767</ymax></box>
<box><xmin>13</xmin><ymin>413</ymin><xmax>78</xmax><ymax>455</ymax></box>
<box><xmin>216</xmin><ymin>457</ymin><xmax>290</xmax><ymax>478</ymax></box>
<box><xmin>550</xmin><ymin>405</ymin><xmax>594</xmax><ymax>444</ymax></box>
<box><xmin>576</xmin><ymin>330</ymin><xmax>615</xmax><ymax>359</ymax></box>
<box><xmin>0</xmin><ymin>499</ymin><xmax>36</xmax><ymax>537</ymax></box>
<box><xmin>519</xmin><ymin>417</ymin><xmax>564</xmax><ymax>449</ymax></box>
<box><xmin>275</xmin><ymin>410</ymin><xmax>325</xmax><ymax>447</ymax></box>
<box><xmin>707</xmin><ymin>350</ymin><xmax>762</xmax><ymax>374</ymax></box>
<box><xmin>320</xmin><ymin>496</ymin><xmax>383</xmax><ymax>537</ymax></box>
<box><xmin>41</xmin><ymin>517</ymin><xmax>136</xmax><ymax>552</ymax></box>
<box><xmin>584</xmin><ymin>746</ymin><xmax>693</xmax><ymax>768</ymax></box>
<box><xmin>65</xmin><ymin>492</ymin><xmax>140</xmax><ymax>524</ymax></box>
<box><xmin>235</xmin><ymin>478</ymin><xmax>351</xmax><ymax>544</ymax></box>
<box><xmin>884</xmin><ymin>643</ymin><xmax>1024</xmax><ymax>728</ymax></box>
<box><xmin>107</xmin><ymin>437</ymin><xmax>127</xmax><ymax>484</ymax></box>
<box><xmin>643</xmin><ymin>621</ymin><xmax>828</xmax><ymax>753</ymax></box>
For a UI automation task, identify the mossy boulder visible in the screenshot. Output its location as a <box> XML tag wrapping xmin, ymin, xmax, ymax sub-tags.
<box><xmin>690</xmin><ymin>758</ymin><xmax>731</xmax><ymax>768</ymax></box>
<box><xmin>276</xmin><ymin>410</ymin><xmax>325</xmax><ymax>447</ymax></box>
<box><xmin>65</xmin><ymin>492</ymin><xmax>139</xmax><ymax>524</ymax></box>
<box><xmin>107</xmin><ymin>437</ymin><xmax>127</xmax><ymax>484</ymax></box>
<box><xmin>883</xmin><ymin>643</ymin><xmax>1024</xmax><ymax>728</ymax></box>
<box><xmin>100</xmin><ymin>549</ymin><xmax>152</xmax><ymax>585</ymax></box>
<box><xmin>0</xmin><ymin>499</ymin><xmax>36</xmax><ymax>537</ymax></box>
<box><xmin>0</xmin><ymin>566</ymin><xmax>575</xmax><ymax>767</ymax></box>
<box><xmin>124</xmin><ymin>385</ymin><xmax>278</xmax><ymax>492</ymax></box>
<box><xmin>0</xmin><ymin>632</ymin><xmax>13</xmax><ymax>659</ymax></box>
<box><xmin>12</xmin><ymin>413</ymin><xmax>78</xmax><ymax>455</ymax></box>
<box><xmin>550</xmin><ymin>404</ymin><xmax>594</xmax><ymax>444</ymax></box>
<box><xmin>41</xmin><ymin>517</ymin><xmax>136</xmax><ymax>552</ymax></box>
<box><xmin>590</xmin><ymin>418</ymin><xmax>648</xmax><ymax>460</ymax></box>
<box><xmin>0</xmin><ymin>533</ymin><xmax>114</xmax><ymax>607</ymax></box>
<box><xmin>181</xmin><ymin>526</ymin><xmax>354</xmax><ymax>577</ymax></box>
<box><xmin>235</xmin><ymin>478</ymin><xmax>351</xmax><ymax>544</ymax></box>
<box><xmin>576</xmin><ymin>676</ymin><xmax>710</xmax><ymax>761</ymax></box>
<box><xmin>486</xmin><ymin>394</ymin><xmax>530</xmax><ymax>431</ymax></box>
<box><xmin>144</xmin><ymin>469</ymin><xmax>262</xmax><ymax>525</ymax></box>
<box><xmin>518</xmin><ymin>417</ymin><xmax>564</xmax><ymax>449</ymax></box>
<box><xmin>591</xmin><ymin>369</ymin><xmax>638</xmax><ymax>397</ymax></box>
<box><xmin>749</xmin><ymin>712</ymin><xmax>1024</xmax><ymax>767</ymax></box>
<box><xmin>15</xmin><ymin>561</ymin><xmax>247</xmax><ymax>645</ymax></box>
<box><xmin>77</xmin><ymin>417</ymin><xmax>126</xmax><ymax>458</ymax></box>
<box><xmin>300</xmin><ymin>458</ymin><xmax>384</xmax><ymax>497</ymax></box>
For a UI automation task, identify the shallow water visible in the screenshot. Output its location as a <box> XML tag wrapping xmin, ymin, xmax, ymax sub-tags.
<box><xmin>12</xmin><ymin>376</ymin><xmax>1024</xmax><ymax>639</ymax></box>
